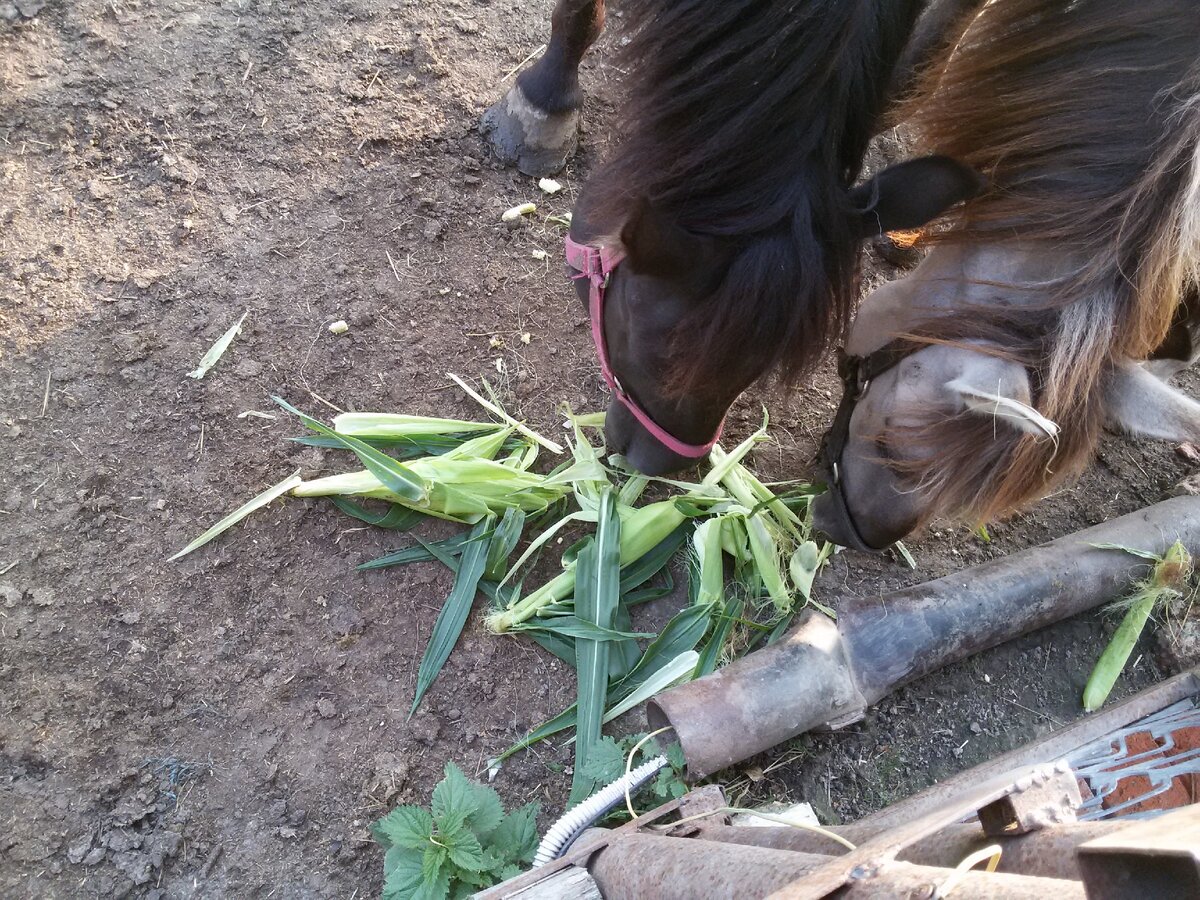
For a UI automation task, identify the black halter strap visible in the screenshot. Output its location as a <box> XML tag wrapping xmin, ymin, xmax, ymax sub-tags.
<box><xmin>816</xmin><ymin>340</ymin><xmax>913</xmax><ymax>552</ymax></box>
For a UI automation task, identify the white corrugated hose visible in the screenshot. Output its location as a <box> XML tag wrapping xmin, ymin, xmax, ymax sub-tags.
<box><xmin>531</xmin><ymin>755</ymin><xmax>669</xmax><ymax>867</ymax></box>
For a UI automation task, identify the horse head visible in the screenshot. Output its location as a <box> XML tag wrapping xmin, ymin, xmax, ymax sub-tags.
<box><xmin>813</xmin><ymin>246</ymin><xmax>1200</xmax><ymax>550</ymax></box>
<box><xmin>572</xmin><ymin>157</ymin><xmax>983</xmax><ymax>476</ymax></box>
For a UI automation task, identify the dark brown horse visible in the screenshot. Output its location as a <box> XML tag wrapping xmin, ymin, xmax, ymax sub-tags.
<box><xmin>484</xmin><ymin>1</ymin><xmax>985</xmax><ymax>474</ymax></box>
<box><xmin>812</xmin><ymin>0</ymin><xmax>1200</xmax><ymax>549</ymax></box>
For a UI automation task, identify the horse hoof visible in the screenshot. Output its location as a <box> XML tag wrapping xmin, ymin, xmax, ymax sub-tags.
<box><xmin>481</xmin><ymin>84</ymin><xmax>579</xmax><ymax>177</ymax></box>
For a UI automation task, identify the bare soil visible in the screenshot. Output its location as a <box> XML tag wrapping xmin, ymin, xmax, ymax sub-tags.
<box><xmin>0</xmin><ymin>2</ymin><xmax>1187</xmax><ymax>897</ymax></box>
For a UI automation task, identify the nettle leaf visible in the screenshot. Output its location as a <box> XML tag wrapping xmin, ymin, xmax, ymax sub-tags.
<box><xmin>432</xmin><ymin>762</ymin><xmax>481</xmax><ymax>823</ymax></box>
<box><xmin>386</xmin><ymin>849</ymin><xmax>424</xmax><ymax>883</ymax></box>
<box><xmin>421</xmin><ymin>844</ymin><xmax>450</xmax><ymax>887</ymax></box>
<box><xmin>581</xmin><ymin>735</ymin><xmax>627</xmax><ymax>785</ymax></box>
<box><xmin>450</xmin><ymin>882</ymin><xmax>478</xmax><ymax>900</ymax></box>
<box><xmin>383</xmin><ymin>847</ymin><xmax>424</xmax><ymax>894</ymax></box>
<box><xmin>488</xmin><ymin>802</ymin><xmax>540</xmax><ymax>864</ymax></box>
<box><xmin>443</xmin><ymin>828</ymin><xmax>485</xmax><ymax>872</ymax></box>
<box><xmin>466</xmin><ymin>783</ymin><xmax>504</xmax><ymax>841</ymax></box>
<box><xmin>376</xmin><ymin>806</ymin><xmax>434</xmax><ymax>851</ymax></box>
<box><xmin>412</xmin><ymin>863</ymin><xmax>451</xmax><ymax>900</ymax></box>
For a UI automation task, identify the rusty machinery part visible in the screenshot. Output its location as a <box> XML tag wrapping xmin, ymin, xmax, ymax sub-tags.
<box><xmin>482</xmin><ymin>677</ymin><xmax>1200</xmax><ymax>899</ymax></box>
<box><xmin>649</xmin><ymin>497</ymin><xmax>1200</xmax><ymax>780</ymax></box>
<box><xmin>860</xmin><ymin>670</ymin><xmax>1200</xmax><ymax>834</ymax></box>
<box><xmin>1066</xmin><ymin>698</ymin><xmax>1200</xmax><ymax>820</ymax></box>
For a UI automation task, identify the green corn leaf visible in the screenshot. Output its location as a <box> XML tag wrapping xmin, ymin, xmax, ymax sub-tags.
<box><xmin>409</xmin><ymin>518</ymin><xmax>493</xmax><ymax>715</ymax></box>
<box><xmin>515</xmin><ymin>616</ymin><xmax>653</xmax><ymax>642</ymax></box>
<box><xmin>601</xmin><ymin>650</ymin><xmax>699</xmax><ymax>726</ymax></box>
<box><xmin>692</xmin><ymin>518</ymin><xmax>726</xmax><ymax>607</ymax></box>
<box><xmin>496</xmin><ymin>511</ymin><xmax>594</xmax><ymax>589</ymax></box>
<box><xmin>766</xmin><ymin>611</ymin><xmax>796</xmax><ymax>645</ymax></box>
<box><xmin>695</xmin><ymin>595</ymin><xmax>745</xmax><ymax>677</ymax></box>
<box><xmin>448</xmin><ymin>373</ymin><xmax>564</xmax><ymax>454</ymax></box>
<box><xmin>332</xmin><ymin>412</ymin><xmax>501</xmax><ymax>438</ymax></box>
<box><xmin>624</xmin><ymin>573</ymin><xmax>675</xmax><ymax>607</ymax></box>
<box><xmin>894</xmin><ymin>540</ymin><xmax>918</xmax><ymax>569</ymax></box>
<box><xmin>484</xmin><ymin>507</ymin><xmax>526</xmax><ymax>581</ymax></box>
<box><xmin>291</xmin><ymin>432</ymin><xmax>506</xmax><ymax>458</ymax></box>
<box><xmin>613</xmin><ymin>602</ymin><xmax>715</xmax><ymax>698</ymax></box>
<box><xmin>618</xmin><ymin>524</ymin><xmax>690</xmax><ymax>593</ymax></box>
<box><xmin>526</xmin><ymin>629</ymin><xmax>576</xmax><ymax>666</ymax></box>
<box><xmin>169</xmin><ymin>469</ymin><xmax>302</xmax><ymax>561</ymax></box>
<box><xmin>357</xmin><ymin>532</ymin><xmax>478</xmax><ymax>571</ymax></box>
<box><xmin>788</xmin><ymin>541</ymin><xmax>821</xmax><ymax>601</ymax></box>
<box><xmin>490</xmin><ymin>703</ymin><xmax>580</xmax><ymax>766</ymax></box>
<box><xmin>187</xmin><ymin>309</ymin><xmax>247</xmax><ymax>379</ymax></box>
<box><xmin>569</xmin><ymin>489</ymin><xmax>621</xmax><ymax>804</ymax></box>
<box><xmin>274</xmin><ymin>396</ymin><xmax>427</xmax><ymax>502</ymax></box>
<box><xmin>608</xmin><ymin>605</ymin><xmax>641</xmax><ymax>681</ymax></box>
<box><xmin>330</xmin><ymin>496</ymin><xmax>425</xmax><ymax>530</ymax></box>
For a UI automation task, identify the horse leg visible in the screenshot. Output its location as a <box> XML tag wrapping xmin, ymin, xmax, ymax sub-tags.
<box><xmin>1145</xmin><ymin>284</ymin><xmax>1200</xmax><ymax>381</ymax></box>
<box><xmin>481</xmin><ymin>0</ymin><xmax>605</xmax><ymax>177</ymax></box>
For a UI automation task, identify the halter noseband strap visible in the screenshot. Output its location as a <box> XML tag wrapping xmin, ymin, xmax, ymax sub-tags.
<box><xmin>565</xmin><ymin>235</ymin><xmax>724</xmax><ymax>459</ymax></box>
<box><xmin>816</xmin><ymin>340</ymin><xmax>912</xmax><ymax>553</ymax></box>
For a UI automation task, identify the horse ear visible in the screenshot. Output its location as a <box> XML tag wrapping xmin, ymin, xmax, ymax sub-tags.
<box><xmin>849</xmin><ymin>155</ymin><xmax>985</xmax><ymax>239</ymax></box>
<box><xmin>945</xmin><ymin>375</ymin><xmax>1060</xmax><ymax>439</ymax></box>
<box><xmin>620</xmin><ymin>198</ymin><xmax>718</xmax><ymax>278</ymax></box>
<box><xmin>1104</xmin><ymin>361</ymin><xmax>1200</xmax><ymax>442</ymax></box>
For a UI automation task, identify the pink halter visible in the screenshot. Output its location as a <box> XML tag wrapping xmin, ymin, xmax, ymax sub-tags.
<box><xmin>565</xmin><ymin>234</ymin><xmax>723</xmax><ymax>459</ymax></box>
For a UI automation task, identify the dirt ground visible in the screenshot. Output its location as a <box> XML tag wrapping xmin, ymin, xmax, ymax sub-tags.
<box><xmin>0</xmin><ymin>2</ymin><xmax>1189</xmax><ymax>897</ymax></box>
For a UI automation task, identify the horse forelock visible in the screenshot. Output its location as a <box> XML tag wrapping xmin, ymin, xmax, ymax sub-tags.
<box><xmin>584</xmin><ymin>0</ymin><xmax>925</xmax><ymax>396</ymax></box>
<box><xmin>882</xmin><ymin>0</ymin><xmax>1200</xmax><ymax>525</ymax></box>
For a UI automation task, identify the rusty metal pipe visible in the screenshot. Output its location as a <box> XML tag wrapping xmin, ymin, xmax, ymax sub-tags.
<box><xmin>694</xmin><ymin>821</ymin><xmax>1124</xmax><ymax>881</ymax></box>
<box><xmin>587</xmin><ymin>833</ymin><xmax>1086</xmax><ymax>899</ymax></box>
<box><xmin>649</xmin><ymin>496</ymin><xmax>1200</xmax><ymax>778</ymax></box>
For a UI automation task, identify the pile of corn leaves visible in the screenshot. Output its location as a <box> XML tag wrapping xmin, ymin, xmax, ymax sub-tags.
<box><xmin>174</xmin><ymin>380</ymin><xmax>832</xmax><ymax>805</ymax></box>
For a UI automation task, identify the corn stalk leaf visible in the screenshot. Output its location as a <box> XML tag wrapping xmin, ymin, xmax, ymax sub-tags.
<box><xmin>331</xmin><ymin>412</ymin><xmax>500</xmax><ymax>437</ymax></box>
<box><xmin>291</xmin><ymin>432</ymin><xmax>511</xmax><ymax>459</ymax></box>
<box><xmin>187</xmin><ymin>310</ymin><xmax>247</xmax><ymax>379</ymax></box>
<box><xmin>569</xmin><ymin>490</ymin><xmax>621</xmax><ymax>804</ymax></box>
<box><xmin>695</xmin><ymin>595</ymin><xmax>744</xmax><ymax>677</ymax></box>
<box><xmin>600</xmin><ymin>650</ymin><xmax>699</xmax><ymax>726</ymax></box>
<box><xmin>330</xmin><ymin>497</ymin><xmax>424</xmax><ymax>531</ymax></box>
<box><xmin>608</xmin><ymin>605</ymin><xmax>641</xmax><ymax>681</ymax></box>
<box><xmin>169</xmin><ymin>469</ymin><xmax>301</xmax><ymax>561</ymax></box>
<box><xmin>623</xmin><ymin>574</ymin><xmax>675</xmax><ymax>607</ymax></box>
<box><xmin>515</xmin><ymin>617</ymin><xmax>653</xmax><ymax>642</ymax></box>
<box><xmin>274</xmin><ymin>396</ymin><xmax>426</xmax><ymax>502</ymax></box>
<box><xmin>484</xmin><ymin>507</ymin><xmax>526</xmax><ymax>581</ymax></box>
<box><xmin>409</xmin><ymin>517</ymin><xmax>493</xmax><ymax>716</ymax></box>
<box><xmin>448</xmin><ymin>373</ymin><xmax>563</xmax><ymax>454</ymax></box>
<box><xmin>613</xmin><ymin>602</ymin><xmax>715</xmax><ymax>698</ymax></box>
<box><xmin>526</xmin><ymin>629</ymin><xmax>576</xmax><ymax>666</ymax></box>
<box><xmin>357</xmin><ymin>532</ymin><xmax>479</xmax><ymax>571</ymax></box>
<box><xmin>618</xmin><ymin>524</ymin><xmax>690</xmax><ymax>593</ymax></box>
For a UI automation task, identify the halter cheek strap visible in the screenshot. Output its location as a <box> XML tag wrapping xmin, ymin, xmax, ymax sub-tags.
<box><xmin>565</xmin><ymin>235</ymin><xmax>724</xmax><ymax>459</ymax></box>
<box><xmin>816</xmin><ymin>341</ymin><xmax>912</xmax><ymax>553</ymax></box>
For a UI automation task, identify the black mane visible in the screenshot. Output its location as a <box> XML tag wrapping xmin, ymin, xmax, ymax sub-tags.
<box><xmin>586</xmin><ymin>0</ymin><xmax>924</xmax><ymax>391</ymax></box>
